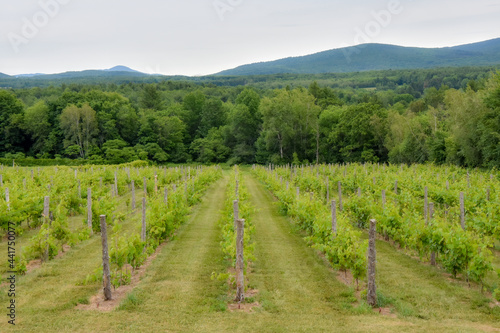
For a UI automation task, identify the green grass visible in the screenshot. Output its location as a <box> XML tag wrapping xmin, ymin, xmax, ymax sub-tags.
<box><xmin>0</xmin><ymin>171</ymin><xmax>499</xmax><ymax>332</ymax></box>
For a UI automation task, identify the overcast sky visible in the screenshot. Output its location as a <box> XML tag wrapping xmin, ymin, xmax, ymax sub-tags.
<box><xmin>1</xmin><ymin>0</ymin><xmax>499</xmax><ymax>76</ymax></box>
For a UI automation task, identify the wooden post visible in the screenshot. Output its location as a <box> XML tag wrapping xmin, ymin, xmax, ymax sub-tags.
<box><xmin>367</xmin><ymin>219</ymin><xmax>377</xmax><ymax>307</ymax></box>
<box><xmin>338</xmin><ymin>182</ymin><xmax>343</xmax><ymax>211</ymax></box>
<box><xmin>141</xmin><ymin>198</ymin><xmax>146</xmax><ymax>244</ymax></box>
<box><xmin>100</xmin><ymin>215</ymin><xmax>112</xmax><ymax>301</ymax></box>
<box><xmin>394</xmin><ymin>180</ymin><xmax>398</xmax><ymax>195</ymax></box>
<box><xmin>43</xmin><ymin>196</ymin><xmax>50</xmax><ymax>262</ymax></box>
<box><xmin>5</xmin><ymin>188</ymin><xmax>10</xmax><ymax>210</ymax></box>
<box><xmin>357</xmin><ymin>188</ymin><xmax>361</xmax><ymax>197</ymax></box>
<box><xmin>381</xmin><ymin>190</ymin><xmax>386</xmax><ymax>209</ymax></box>
<box><xmin>460</xmin><ymin>192</ymin><xmax>465</xmax><ymax>230</ymax></box>
<box><xmin>429</xmin><ymin>202</ymin><xmax>436</xmax><ymax>266</ymax></box>
<box><xmin>114</xmin><ymin>171</ymin><xmax>118</xmax><ymax>196</ymax></box>
<box><xmin>235</xmin><ymin>218</ymin><xmax>245</xmax><ymax>302</ymax></box>
<box><xmin>164</xmin><ymin>187</ymin><xmax>168</xmax><ymax>204</ymax></box>
<box><xmin>87</xmin><ymin>188</ymin><xmax>93</xmax><ymax>235</ymax></box>
<box><xmin>233</xmin><ymin>200</ymin><xmax>239</xmax><ymax>229</ymax></box>
<box><xmin>296</xmin><ymin>187</ymin><xmax>300</xmax><ymax>200</ymax></box>
<box><xmin>467</xmin><ymin>172</ymin><xmax>470</xmax><ymax>188</ymax></box>
<box><xmin>143</xmin><ymin>177</ymin><xmax>147</xmax><ymax>197</ymax></box>
<box><xmin>99</xmin><ymin>177</ymin><xmax>103</xmax><ymax>188</ymax></box>
<box><xmin>77</xmin><ymin>179</ymin><xmax>81</xmax><ymax>198</ymax></box>
<box><xmin>326</xmin><ymin>178</ymin><xmax>330</xmax><ymax>203</ymax></box>
<box><xmin>131</xmin><ymin>180</ymin><xmax>136</xmax><ymax>210</ymax></box>
<box><xmin>155</xmin><ymin>175</ymin><xmax>158</xmax><ymax>194</ymax></box>
<box><xmin>309</xmin><ymin>192</ymin><xmax>313</xmax><ymax>201</ymax></box>
<box><xmin>235</xmin><ymin>180</ymin><xmax>239</xmax><ymax>198</ymax></box>
<box><xmin>331</xmin><ymin>200</ymin><xmax>337</xmax><ymax>235</ymax></box>
<box><xmin>0</xmin><ymin>174</ymin><xmax>2</xmax><ymax>187</ymax></box>
<box><xmin>424</xmin><ymin>186</ymin><xmax>428</xmax><ymax>225</ymax></box>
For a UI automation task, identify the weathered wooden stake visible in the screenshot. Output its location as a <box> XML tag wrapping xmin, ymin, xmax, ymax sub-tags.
<box><xmin>429</xmin><ymin>202</ymin><xmax>436</xmax><ymax>266</ymax></box>
<box><xmin>142</xmin><ymin>197</ymin><xmax>146</xmax><ymax>243</ymax></box>
<box><xmin>367</xmin><ymin>219</ymin><xmax>377</xmax><ymax>307</ymax></box>
<box><xmin>235</xmin><ymin>180</ymin><xmax>239</xmax><ymax>198</ymax></box>
<box><xmin>331</xmin><ymin>200</ymin><xmax>337</xmax><ymax>235</ymax></box>
<box><xmin>233</xmin><ymin>200</ymin><xmax>239</xmax><ymax>229</ymax></box>
<box><xmin>87</xmin><ymin>188</ymin><xmax>93</xmax><ymax>235</ymax></box>
<box><xmin>131</xmin><ymin>180</ymin><xmax>136</xmax><ymax>210</ymax></box>
<box><xmin>338</xmin><ymin>182</ymin><xmax>343</xmax><ymax>211</ymax></box>
<box><xmin>235</xmin><ymin>218</ymin><xmax>245</xmax><ymax>302</ymax></box>
<box><xmin>296</xmin><ymin>187</ymin><xmax>300</xmax><ymax>199</ymax></box>
<box><xmin>326</xmin><ymin>178</ymin><xmax>330</xmax><ymax>203</ymax></box>
<box><xmin>460</xmin><ymin>192</ymin><xmax>465</xmax><ymax>230</ymax></box>
<box><xmin>100</xmin><ymin>215</ymin><xmax>112</xmax><ymax>301</ymax></box>
<box><xmin>43</xmin><ymin>196</ymin><xmax>50</xmax><ymax>262</ymax></box>
<box><xmin>424</xmin><ymin>186</ymin><xmax>428</xmax><ymax>224</ymax></box>
<box><xmin>381</xmin><ymin>190</ymin><xmax>386</xmax><ymax>209</ymax></box>
<box><xmin>394</xmin><ymin>180</ymin><xmax>398</xmax><ymax>195</ymax></box>
<box><xmin>154</xmin><ymin>175</ymin><xmax>158</xmax><ymax>194</ymax></box>
<box><xmin>164</xmin><ymin>187</ymin><xmax>168</xmax><ymax>204</ymax></box>
<box><xmin>114</xmin><ymin>171</ymin><xmax>118</xmax><ymax>196</ymax></box>
<box><xmin>5</xmin><ymin>188</ymin><xmax>10</xmax><ymax>210</ymax></box>
<box><xmin>143</xmin><ymin>177</ymin><xmax>147</xmax><ymax>197</ymax></box>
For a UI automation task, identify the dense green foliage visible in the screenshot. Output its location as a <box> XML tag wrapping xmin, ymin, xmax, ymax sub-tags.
<box><xmin>1</xmin><ymin>68</ymin><xmax>500</xmax><ymax>168</ymax></box>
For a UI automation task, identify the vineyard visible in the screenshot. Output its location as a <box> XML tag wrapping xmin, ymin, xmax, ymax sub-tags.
<box><xmin>0</xmin><ymin>163</ymin><xmax>499</xmax><ymax>332</ymax></box>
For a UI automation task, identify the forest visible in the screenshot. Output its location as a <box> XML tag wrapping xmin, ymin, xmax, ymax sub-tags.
<box><xmin>0</xmin><ymin>66</ymin><xmax>499</xmax><ymax>168</ymax></box>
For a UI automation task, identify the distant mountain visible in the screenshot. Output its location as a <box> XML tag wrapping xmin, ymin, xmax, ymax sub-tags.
<box><xmin>0</xmin><ymin>73</ymin><xmax>11</xmax><ymax>78</ymax></box>
<box><xmin>104</xmin><ymin>65</ymin><xmax>140</xmax><ymax>73</ymax></box>
<box><xmin>15</xmin><ymin>73</ymin><xmax>45</xmax><ymax>78</ymax></box>
<box><xmin>215</xmin><ymin>38</ymin><xmax>500</xmax><ymax>75</ymax></box>
<box><xmin>13</xmin><ymin>66</ymin><xmax>145</xmax><ymax>79</ymax></box>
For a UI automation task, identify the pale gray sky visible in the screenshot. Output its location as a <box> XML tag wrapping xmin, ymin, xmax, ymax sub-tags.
<box><xmin>1</xmin><ymin>0</ymin><xmax>499</xmax><ymax>76</ymax></box>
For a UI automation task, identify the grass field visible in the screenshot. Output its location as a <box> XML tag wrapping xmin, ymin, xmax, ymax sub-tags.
<box><xmin>0</xmin><ymin>169</ymin><xmax>499</xmax><ymax>332</ymax></box>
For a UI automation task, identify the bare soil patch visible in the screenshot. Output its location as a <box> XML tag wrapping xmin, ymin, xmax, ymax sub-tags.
<box><xmin>76</xmin><ymin>242</ymin><xmax>166</xmax><ymax>312</ymax></box>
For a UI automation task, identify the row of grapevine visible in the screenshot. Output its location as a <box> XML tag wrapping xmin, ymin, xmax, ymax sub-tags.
<box><xmin>93</xmin><ymin>165</ymin><xmax>223</xmax><ymax>289</ymax></box>
<box><xmin>265</xmin><ymin>163</ymin><xmax>499</xmax><ymax>290</ymax></box>
<box><xmin>218</xmin><ymin>166</ymin><xmax>255</xmax><ymax>280</ymax></box>
<box><xmin>0</xmin><ymin>163</ymin><xmax>219</xmax><ymax>278</ymax></box>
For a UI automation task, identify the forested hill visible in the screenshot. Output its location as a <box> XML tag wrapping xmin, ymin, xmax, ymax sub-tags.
<box><xmin>215</xmin><ymin>38</ymin><xmax>500</xmax><ymax>75</ymax></box>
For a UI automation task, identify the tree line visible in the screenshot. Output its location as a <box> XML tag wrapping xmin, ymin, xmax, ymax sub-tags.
<box><xmin>0</xmin><ymin>71</ymin><xmax>499</xmax><ymax>168</ymax></box>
